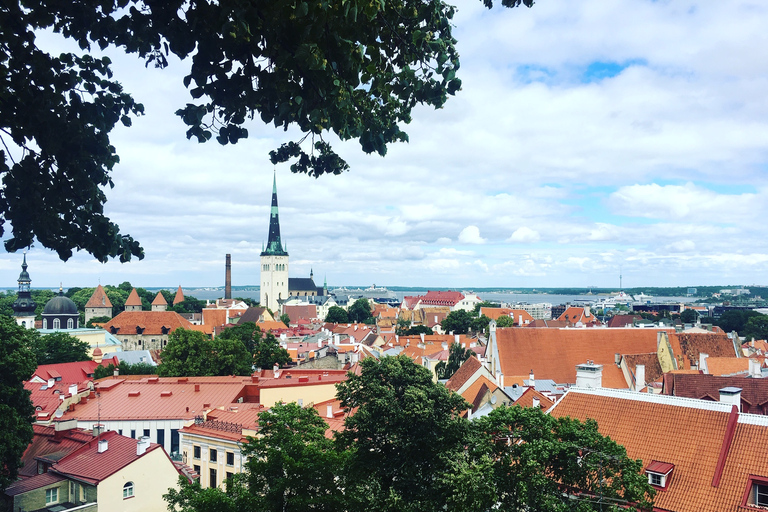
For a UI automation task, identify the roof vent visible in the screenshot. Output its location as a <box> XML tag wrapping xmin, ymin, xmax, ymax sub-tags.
<box><xmin>128</xmin><ymin>391</ymin><xmax>140</xmax><ymax>397</ymax></box>
<box><xmin>136</xmin><ymin>436</ymin><xmax>150</xmax><ymax>456</ymax></box>
<box><xmin>161</xmin><ymin>391</ymin><xmax>172</xmax><ymax>397</ymax></box>
<box><xmin>97</xmin><ymin>439</ymin><xmax>108</xmax><ymax>453</ymax></box>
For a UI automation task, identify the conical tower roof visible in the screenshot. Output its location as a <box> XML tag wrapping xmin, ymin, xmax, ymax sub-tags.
<box><xmin>261</xmin><ymin>173</ymin><xmax>288</xmax><ymax>257</ymax></box>
<box><xmin>85</xmin><ymin>284</ymin><xmax>113</xmax><ymax>308</ymax></box>
<box><xmin>125</xmin><ymin>288</ymin><xmax>142</xmax><ymax>307</ymax></box>
<box><xmin>152</xmin><ymin>291</ymin><xmax>168</xmax><ymax>305</ymax></box>
<box><xmin>173</xmin><ymin>285</ymin><xmax>185</xmax><ymax>305</ymax></box>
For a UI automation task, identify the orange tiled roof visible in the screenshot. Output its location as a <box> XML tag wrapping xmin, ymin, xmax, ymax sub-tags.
<box><xmin>622</xmin><ymin>353</ymin><xmax>664</xmax><ymax>385</ymax></box>
<box><xmin>550</xmin><ymin>387</ymin><xmax>768</xmax><ymax>512</ymax></box>
<box><xmin>513</xmin><ymin>387</ymin><xmax>554</xmax><ymax>409</ymax></box>
<box><xmin>706</xmin><ymin>357</ymin><xmax>749</xmax><ymax>376</ymax></box>
<box><xmin>460</xmin><ymin>374</ymin><xmax>497</xmax><ymax>407</ymax></box>
<box><xmin>85</xmin><ymin>284</ymin><xmax>112</xmax><ymax>308</ymax></box>
<box><xmin>102</xmin><ymin>311</ymin><xmax>194</xmax><ymax>335</ymax></box>
<box><xmin>152</xmin><ymin>291</ymin><xmax>167</xmax><ymax>306</ymax></box>
<box><xmin>557</xmin><ymin>306</ymin><xmax>599</xmax><ymax>325</ymax></box>
<box><xmin>125</xmin><ymin>288</ymin><xmax>142</xmax><ymax>307</ymax></box>
<box><xmin>173</xmin><ymin>285</ymin><xmax>184</xmax><ymax>305</ymax></box>
<box><xmin>662</xmin><ymin>372</ymin><xmax>768</xmax><ymax>413</ymax></box>
<box><xmin>494</xmin><ymin>327</ymin><xmax>685</xmax><ymax>388</ymax></box>
<box><xmin>445</xmin><ymin>356</ymin><xmax>482</xmax><ymax>392</ymax></box>
<box><xmin>677</xmin><ymin>332</ymin><xmax>737</xmax><ymax>366</ymax></box>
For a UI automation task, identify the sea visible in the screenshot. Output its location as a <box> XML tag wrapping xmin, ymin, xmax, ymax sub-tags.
<box><xmin>183</xmin><ymin>288</ymin><xmax>693</xmax><ymax>306</ymax></box>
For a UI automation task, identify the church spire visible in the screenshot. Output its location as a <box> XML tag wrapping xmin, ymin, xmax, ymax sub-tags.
<box><xmin>261</xmin><ymin>172</ymin><xmax>288</xmax><ymax>256</ymax></box>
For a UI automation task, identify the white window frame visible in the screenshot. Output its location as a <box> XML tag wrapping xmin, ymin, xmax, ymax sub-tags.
<box><xmin>123</xmin><ymin>481</ymin><xmax>134</xmax><ymax>499</ymax></box>
<box><xmin>53</xmin><ymin>318</ymin><xmax>60</xmax><ymax>329</ymax></box>
<box><xmin>755</xmin><ymin>483</ymin><xmax>768</xmax><ymax>507</ymax></box>
<box><xmin>647</xmin><ymin>472</ymin><xmax>664</xmax><ymax>487</ymax></box>
<box><xmin>45</xmin><ymin>487</ymin><xmax>58</xmax><ymax>505</ymax></box>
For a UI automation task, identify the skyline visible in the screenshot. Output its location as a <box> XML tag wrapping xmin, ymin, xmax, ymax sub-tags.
<box><xmin>2</xmin><ymin>0</ymin><xmax>768</xmax><ymax>289</ymax></box>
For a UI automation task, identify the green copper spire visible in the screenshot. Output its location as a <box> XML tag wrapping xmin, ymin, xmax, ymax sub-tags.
<box><xmin>261</xmin><ymin>172</ymin><xmax>288</xmax><ymax>256</ymax></box>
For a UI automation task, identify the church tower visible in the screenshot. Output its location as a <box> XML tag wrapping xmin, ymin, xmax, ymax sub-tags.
<box><xmin>260</xmin><ymin>174</ymin><xmax>289</xmax><ymax>312</ymax></box>
<box><xmin>12</xmin><ymin>253</ymin><xmax>36</xmax><ymax>328</ymax></box>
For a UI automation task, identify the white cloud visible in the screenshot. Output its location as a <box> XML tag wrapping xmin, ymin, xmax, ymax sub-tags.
<box><xmin>458</xmin><ymin>226</ymin><xmax>486</xmax><ymax>245</ymax></box>
<box><xmin>508</xmin><ymin>227</ymin><xmax>541</xmax><ymax>243</ymax></box>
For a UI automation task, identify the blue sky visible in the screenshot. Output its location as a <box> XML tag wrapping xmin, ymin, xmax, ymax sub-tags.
<box><xmin>3</xmin><ymin>0</ymin><xmax>768</xmax><ymax>290</ymax></box>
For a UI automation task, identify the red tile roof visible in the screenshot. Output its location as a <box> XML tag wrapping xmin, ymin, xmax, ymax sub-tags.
<box><xmin>557</xmin><ymin>306</ymin><xmax>600</xmax><ymax>325</ymax></box>
<box><xmin>283</xmin><ymin>304</ymin><xmax>317</xmax><ymax>323</ymax></box>
<box><xmin>173</xmin><ymin>285</ymin><xmax>184</xmax><ymax>305</ymax></box>
<box><xmin>494</xmin><ymin>327</ymin><xmax>684</xmax><ymax>388</ymax></box>
<box><xmin>662</xmin><ymin>373</ymin><xmax>768</xmax><ymax>413</ymax></box>
<box><xmin>513</xmin><ymin>387</ymin><xmax>554</xmax><ymax>409</ymax></box>
<box><xmin>102</xmin><ymin>311</ymin><xmax>194</xmax><ymax>335</ymax></box>
<box><xmin>706</xmin><ymin>357</ymin><xmax>749</xmax><ymax>376</ymax></box>
<box><xmin>17</xmin><ymin>425</ymin><xmax>93</xmax><ymax>479</ymax></box>
<box><xmin>152</xmin><ymin>292</ymin><xmax>168</xmax><ymax>305</ymax></box>
<box><xmin>85</xmin><ymin>285</ymin><xmax>113</xmax><ymax>308</ymax></box>
<box><xmin>622</xmin><ymin>352</ymin><xmax>665</xmax><ymax>385</ymax></box>
<box><xmin>51</xmin><ymin>430</ymin><xmax>164</xmax><ymax>484</ymax></box>
<box><xmin>677</xmin><ymin>332</ymin><xmax>738</xmax><ymax>366</ymax></box>
<box><xmin>445</xmin><ymin>356</ymin><xmax>483</xmax><ymax>392</ymax></box>
<box><xmin>417</xmin><ymin>290</ymin><xmax>465</xmax><ymax>307</ymax></box>
<box><xmin>607</xmin><ymin>314</ymin><xmax>642</xmax><ymax>328</ymax></box>
<box><xmin>31</xmin><ymin>360</ymin><xmax>109</xmax><ymax>384</ymax></box>
<box><xmin>5</xmin><ymin>472</ymin><xmax>68</xmax><ymax>496</ymax></box>
<box><xmin>550</xmin><ymin>387</ymin><xmax>768</xmax><ymax>512</ymax></box>
<box><xmin>125</xmin><ymin>288</ymin><xmax>142</xmax><ymax>307</ymax></box>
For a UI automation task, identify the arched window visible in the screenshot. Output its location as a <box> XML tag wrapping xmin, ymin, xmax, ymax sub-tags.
<box><xmin>53</xmin><ymin>318</ymin><xmax>60</xmax><ymax>329</ymax></box>
<box><xmin>43</xmin><ymin>319</ymin><xmax>47</xmax><ymax>329</ymax></box>
<box><xmin>123</xmin><ymin>481</ymin><xmax>134</xmax><ymax>499</ymax></box>
<box><xmin>67</xmin><ymin>318</ymin><xmax>74</xmax><ymax>329</ymax></box>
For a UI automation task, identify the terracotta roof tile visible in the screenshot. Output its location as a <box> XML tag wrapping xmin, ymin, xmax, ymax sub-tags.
<box><xmin>125</xmin><ymin>288</ymin><xmax>142</xmax><ymax>307</ymax></box>
<box><xmin>706</xmin><ymin>357</ymin><xmax>749</xmax><ymax>376</ymax></box>
<box><xmin>513</xmin><ymin>387</ymin><xmax>554</xmax><ymax>409</ymax></box>
<box><xmin>494</xmin><ymin>327</ymin><xmax>684</xmax><ymax>388</ymax></box>
<box><xmin>152</xmin><ymin>292</ymin><xmax>168</xmax><ymax>305</ymax></box>
<box><xmin>445</xmin><ymin>356</ymin><xmax>482</xmax><ymax>392</ymax></box>
<box><xmin>52</xmin><ymin>430</ymin><xmax>165</xmax><ymax>484</ymax></box>
<box><xmin>85</xmin><ymin>284</ymin><xmax>113</xmax><ymax>308</ymax></box>
<box><xmin>550</xmin><ymin>387</ymin><xmax>768</xmax><ymax>512</ymax></box>
<box><xmin>663</xmin><ymin>373</ymin><xmax>768</xmax><ymax>412</ymax></box>
<box><xmin>102</xmin><ymin>311</ymin><xmax>193</xmax><ymax>336</ymax></box>
<box><xmin>677</xmin><ymin>332</ymin><xmax>737</xmax><ymax>366</ymax></box>
<box><xmin>31</xmin><ymin>360</ymin><xmax>104</xmax><ymax>384</ymax></box>
<box><xmin>173</xmin><ymin>286</ymin><xmax>184</xmax><ymax>305</ymax></box>
<box><xmin>622</xmin><ymin>353</ymin><xmax>664</xmax><ymax>385</ymax></box>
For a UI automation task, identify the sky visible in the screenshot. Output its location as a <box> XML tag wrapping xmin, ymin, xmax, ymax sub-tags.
<box><xmin>3</xmin><ymin>0</ymin><xmax>768</xmax><ymax>290</ymax></box>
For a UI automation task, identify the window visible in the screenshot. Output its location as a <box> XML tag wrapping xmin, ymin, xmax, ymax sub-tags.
<box><xmin>645</xmin><ymin>461</ymin><xmax>673</xmax><ymax>489</ymax></box>
<box><xmin>194</xmin><ymin>464</ymin><xmax>201</xmax><ymax>475</ymax></box>
<box><xmin>43</xmin><ymin>319</ymin><xmax>47</xmax><ymax>329</ymax></box>
<box><xmin>171</xmin><ymin>429</ymin><xmax>180</xmax><ymax>454</ymax></box>
<box><xmin>143</xmin><ymin>429</ymin><xmax>150</xmax><ymax>439</ymax></box>
<box><xmin>226</xmin><ymin>451</ymin><xmax>234</xmax><ymax>466</ymax></box>
<box><xmin>755</xmin><ymin>484</ymin><xmax>768</xmax><ymax>507</ymax></box>
<box><xmin>210</xmin><ymin>448</ymin><xmax>217</xmax><ymax>462</ymax></box>
<box><xmin>649</xmin><ymin>473</ymin><xmax>663</xmax><ymax>486</ymax></box>
<box><xmin>123</xmin><ymin>481</ymin><xmax>134</xmax><ymax>499</ymax></box>
<box><xmin>53</xmin><ymin>318</ymin><xmax>60</xmax><ymax>329</ymax></box>
<box><xmin>226</xmin><ymin>471</ymin><xmax>234</xmax><ymax>482</ymax></box>
<box><xmin>157</xmin><ymin>429</ymin><xmax>165</xmax><ymax>449</ymax></box>
<box><xmin>193</xmin><ymin>445</ymin><xmax>201</xmax><ymax>459</ymax></box>
<box><xmin>209</xmin><ymin>468</ymin><xmax>217</xmax><ymax>488</ymax></box>
<box><xmin>67</xmin><ymin>318</ymin><xmax>74</xmax><ymax>329</ymax></box>
<box><xmin>130</xmin><ymin>429</ymin><xmax>136</xmax><ymax>439</ymax></box>
<box><xmin>70</xmin><ymin>481</ymin><xmax>76</xmax><ymax>498</ymax></box>
<box><xmin>45</xmin><ymin>487</ymin><xmax>58</xmax><ymax>504</ymax></box>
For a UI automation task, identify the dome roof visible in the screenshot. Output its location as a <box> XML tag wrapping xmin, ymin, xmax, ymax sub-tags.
<box><xmin>92</xmin><ymin>347</ymin><xmax>103</xmax><ymax>356</ymax></box>
<box><xmin>42</xmin><ymin>294</ymin><xmax>78</xmax><ymax>316</ymax></box>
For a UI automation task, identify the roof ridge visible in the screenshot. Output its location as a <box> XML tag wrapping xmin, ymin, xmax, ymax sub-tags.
<box><xmin>565</xmin><ymin>387</ymin><xmax>736</xmax><ymax>413</ymax></box>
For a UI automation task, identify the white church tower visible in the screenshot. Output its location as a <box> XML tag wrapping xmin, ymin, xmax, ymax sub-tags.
<box><xmin>260</xmin><ymin>173</ymin><xmax>289</xmax><ymax>313</ymax></box>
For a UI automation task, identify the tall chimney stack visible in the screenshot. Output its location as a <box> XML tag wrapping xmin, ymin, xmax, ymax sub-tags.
<box><xmin>225</xmin><ymin>254</ymin><xmax>232</xmax><ymax>299</ymax></box>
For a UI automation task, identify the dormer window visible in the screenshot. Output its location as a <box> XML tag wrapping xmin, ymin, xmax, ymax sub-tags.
<box><xmin>646</xmin><ymin>461</ymin><xmax>674</xmax><ymax>489</ymax></box>
<box><xmin>743</xmin><ymin>475</ymin><xmax>768</xmax><ymax>509</ymax></box>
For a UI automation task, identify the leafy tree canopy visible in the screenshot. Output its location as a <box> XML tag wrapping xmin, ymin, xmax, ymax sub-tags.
<box><xmin>348</xmin><ymin>298</ymin><xmax>373</xmax><ymax>324</ymax></box>
<box><xmin>279</xmin><ymin>313</ymin><xmax>291</xmax><ymax>326</ymax></box>
<box><xmin>325</xmin><ymin>306</ymin><xmax>349</xmax><ymax>324</ymax></box>
<box><xmin>94</xmin><ymin>361</ymin><xmax>158</xmax><ymax>379</ymax></box>
<box><xmin>495</xmin><ymin>314</ymin><xmax>515</xmax><ymax>327</ymax></box>
<box><xmin>441</xmin><ymin>309</ymin><xmax>473</xmax><ymax>334</ymax></box>
<box><xmin>435</xmin><ymin>343</ymin><xmax>473</xmax><ymax>380</ymax></box>
<box><xmin>680</xmin><ymin>308</ymin><xmax>698</xmax><ymax>324</ymax></box>
<box><xmin>743</xmin><ymin>314</ymin><xmax>768</xmax><ymax>342</ymax></box>
<box><xmin>2</xmin><ymin>0</ymin><xmax>532</xmax><ymax>262</ymax></box>
<box><xmin>715</xmin><ymin>309</ymin><xmax>764</xmax><ymax>334</ymax></box>
<box><xmin>32</xmin><ymin>331</ymin><xmax>90</xmax><ymax>365</ymax></box>
<box><xmin>0</xmin><ymin>316</ymin><xmax>37</xmax><ymax>490</ymax></box>
<box><xmin>218</xmin><ymin>322</ymin><xmax>290</xmax><ymax>369</ymax></box>
<box><xmin>403</xmin><ymin>324</ymin><xmax>434</xmax><ymax>336</ymax></box>
<box><xmin>158</xmin><ymin>328</ymin><xmax>252</xmax><ymax>377</ymax></box>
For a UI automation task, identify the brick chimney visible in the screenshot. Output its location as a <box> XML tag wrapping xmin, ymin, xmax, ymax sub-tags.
<box><xmin>225</xmin><ymin>254</ymin><xmax>232</xmax><ymax>300</ymax></box>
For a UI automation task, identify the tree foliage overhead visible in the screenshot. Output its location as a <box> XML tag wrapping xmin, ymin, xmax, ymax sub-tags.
<box><xmin>2</xmin><ymin>0</ymin><xmax>533</xmax><ymax>262</ymax></box>
<box><xmin>435</xmin><ymin>343</ymin><xmax>473</xmax><ymax>380</ymax></box>
<box><xmin>324</xmin><ymin>305</ymin><xmax>349</xmax><ymax>324</ymax></box>
<box><xmin>217</xmin><ymin>321</ymin><xmax>290</xmax><ymax>370</ymax></box>
<box><xmin>32</xmin><ymin>331</ymin><xmax>90</xmax><ymax>365</ymax></box>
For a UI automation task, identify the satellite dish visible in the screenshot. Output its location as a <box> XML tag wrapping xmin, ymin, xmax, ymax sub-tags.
<box><xmin>490</xmin><ymin>395</ymin><xmax>498</xmax><ymax>405</ymax></box>
<box><xmin>54</xmin><ymin>410</ymin><xmax>64</xmax><ymax>418</ymax></box>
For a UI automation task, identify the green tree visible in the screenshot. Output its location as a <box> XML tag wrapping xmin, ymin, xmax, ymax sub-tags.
<box><xmin>325</xmin><ymin>306</ymin><xmax>349</xmax><ymax>324</ymax></box>
<box><xmin>336</xmin><ymin>355</ymin><xmax>469</xmax><ymax>512</ymax></box>
<box><xmin>471</xmin><ymin>314</ymin><xmax>493</xmax><ymax>332</ymax></box>
<box><xmin>435</xmin><ymin>344</ymin><xmax>473</xmax><ymax>380</ymax></box>
<box><xmin>473</xmin><ymin>301</ymin><xmax>500</xmax><ymax>316</ymax></box>
<box><xmin>158</xmin><ymin>328</ymin><xmax>252</xmax><ymax>377</ymax></box>
<box><xmin>32</xmin><ymin>331</ymin><xmax>90</xmax><ymax>365</ymax></box>
<box><xmin>495</xmin><ymin>315</ymin><xmax>515</xmax><ymax>327</ymax></box>
<box><xmin>715</xmin><ymin>309</ymin><xmax>763</xmax><ymax>334</ymax></box>
<box><xmin>0</xmin><ymin>317</ymin><xmax>37</xmax><ymax>490</ymax></box>
<box><xmin>462</xmin><ymin>405</ymin><xmax>655</xmax><ymax>512</ymax></box>
<box><xmin>680</xmin><ymin>309</ymin><xmax>698</xmax><ymax>324</ymax></box>
<box><xmin>348</xmin><ymin>298</ymin><xmax>373</xmax><ymax>324</ymax></box>
<box><xmin>170</xmin><ymin>297</ymin><xmax>207</xmax><ymax>314</ymax></box>
<box><xmin>2</xmin><ymin>0</ymin><xmax>533</xmax><ymax>262</ymax></box>
<box><xmin>403</xmin><ymin>325</ymin><xmax>434</xmax><ymax>336</ymax></box>
<box><xmin>244</xmin><ymin>402</ymin><xmax>347</xmax><ymax>511</ymax></box>
<box><xmin>86</xmin><ymin>315</ymin><xmax>112</xmax><ymax>328</ymax></box>
<box><xmin>743</xmin><ymin>314</ymin><xmax>768</xmax><ymax>341</ymax></box>
<box><xmin>280</xmin><ymin>313</ymin><xmax>291</xmax><ymax>326</ymax></box>
<box><xmin>94</xmin><ymin>361</ymin><xmax>158</xmax><ymax>379</ymax></box>
<box><xmin>218</xmin><ymin>322</ymin><xmax>290</xmax><ymax>369</ymax></box>
<box><xmin>164</xmin><ymin>475</ymin><xmax>251</xmax><ymax>512</ymax></box>
<box><xmin>441</xmin><ymin>309</ymin><xmax>473</xmax><ymax>334</ymax></box>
